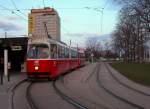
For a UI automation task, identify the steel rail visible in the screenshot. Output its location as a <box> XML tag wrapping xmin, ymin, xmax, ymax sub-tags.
<box><xmin>11</xmin><ymin>79</ymin><xmax>28</xmax><ymax>109</ymax></box>
<box><xmin>105</xmin><ymin>62</ymin><xmax>150</xmax><ymax>96</ymax></box>
<box><xmin>53</xmin><ymin>80</ymin><xmax>88</xmax><ymax>109</ymax></box>
<box><xmin>60</xmin><ymin>68</ymin><xmax>109</xmax><ymax>109</ymax></box>
<box><xmin>84</xmin><ymin>63</ymin><xmax>98</xmax><ymax>82</ymax></box>
<box><xmin>26</xmin><ymin>82</ymin><xmax>39</xmax><ymax>109</ymax></box>
<box><xmin>96</xmin><ymin>62</ymin><xmax>144</xmax><ymax>109</ymax></box>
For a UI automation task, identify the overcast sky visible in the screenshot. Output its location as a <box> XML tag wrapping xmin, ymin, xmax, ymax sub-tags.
<box><xmin>0</xmin><ymin>0</ymin><xmax>119</xmax><ymax>47</ymax></box>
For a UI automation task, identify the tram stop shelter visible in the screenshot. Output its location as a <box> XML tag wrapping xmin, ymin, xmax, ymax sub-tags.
<box><xmin>0</xmin><ymin>37</ymin><xmax>28</xmax><ymax>72</ymax></box>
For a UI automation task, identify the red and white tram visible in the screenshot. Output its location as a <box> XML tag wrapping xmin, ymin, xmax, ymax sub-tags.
<box><xmin>26</xmin><ymin>39</ymin><xmax>85</xmax><ymax>79</ymax></box>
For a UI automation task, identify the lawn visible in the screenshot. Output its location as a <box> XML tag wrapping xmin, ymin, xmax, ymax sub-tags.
<box><xmin>111</xmin><ymin>62</ymin><xmax>150</xmax><ymax>87</ymax></box>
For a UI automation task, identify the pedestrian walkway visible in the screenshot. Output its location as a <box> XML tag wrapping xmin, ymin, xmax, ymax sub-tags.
<box><xmin>107</xmin><ymin>63</ymin><xmax>150</xmax><ymax>95</ymax></box>
<box><xmin>0</xmin><ymin>72</ymin><xmax>27</xmax><ymax>92</ymax></box>
<box><xmin>0</xmin><ymin>72</ymin><xmax>27</xmax><ymax>109</ymax></box>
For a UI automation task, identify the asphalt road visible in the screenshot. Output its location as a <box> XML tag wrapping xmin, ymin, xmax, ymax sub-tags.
<box><xmin>12</xmin><ymin>81</ymin><xmax>75</xmax><ymax>109</ymax></box>
<box><xmin>56</xmin><ymin>63</ymin><xmax>136</xmax><ymax>109</ymax></box>
<box><xmin>11</xmin><ymin>62</ymin><xmax>150</xmax><ymax>109</ymax></box>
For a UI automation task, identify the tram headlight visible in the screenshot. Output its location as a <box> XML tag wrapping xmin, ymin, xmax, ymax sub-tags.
<box><xmin>35</xmin><ymin>66</ymin><xmax>39</xmax><ymax>70</ymax></box>
<box><xmin>53</xmin><ymin>61</ymin><xmax>56</xmax><ymax>67</ymax></box>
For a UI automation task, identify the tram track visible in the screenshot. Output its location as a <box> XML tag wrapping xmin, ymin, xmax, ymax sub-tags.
<box><xmin>11</xmin><ymin>79</ymin><xmax>39</xmax><ymax>109</ymax></box>
<box><xmin>53</xmin><ymin>80</ymin><xmax>88</xmax><ymax>109</ymax></box>
<box><xmin>26</xmin><ymin>82</ymin><xmax>39</xmax><ymax>109</ymax></box>
<box><xmin>11</xmin><ymin>77</ymin><xmax>80</xmax><ymax>109</ymax></box>
<box><xmin>10</xmin><ymin>62</ymin><xmax>148</xmax><ymax>109</ymax></box>
<box><xmin>11</xmin><ymin>79</ymin><xmax>28</xmax><ymax>109</ymax></box>
<box><xmin>105</xmin><ymin>62</ymin><xmax>150</xmax><ymax>97</ymax></box>
<box><xmin>59</xmin><ymin>72</ymin><xmax>110</xmax><ymax>109</ymax></box>
<box><xmin>96</xmin><ymin>62</ymin><xmax>144</xmax><ymax>109</ymax></box>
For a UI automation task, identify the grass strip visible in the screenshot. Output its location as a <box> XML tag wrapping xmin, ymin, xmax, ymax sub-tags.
<box><xmin>111</xmin><ymin>62</ymin><xmax>150</xmax><ymax>86</ymax></box>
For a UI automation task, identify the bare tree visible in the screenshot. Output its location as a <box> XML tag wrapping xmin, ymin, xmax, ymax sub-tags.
<box><xmin>114</xmin><ymin>0</ymin><xmax>150</xmax><ymax>27</ymax></box>
<box><xmin>112</xmin><ymin>0</ymin><xmax>150</xmax><ymax>62</ymax></box>
<box><xmin>85</xmin><ymin>37</ymin><xmax>102</xmax><ymax>61</ymax></box>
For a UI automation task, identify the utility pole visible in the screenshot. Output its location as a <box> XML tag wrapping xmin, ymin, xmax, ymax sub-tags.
<box><xmin>85</xmin><ymin>7</ymin><xmax>104</xmax><ymax>34</ymax></box>
<box><xmin>77</xmin><ymin>44</ymin><xmax>79</xmax><ymax>58</ymax></box>
<box><xmin>69</xmin><ymin>40</ymin><xmax>71</xmax><ymax>58</ymax></box>
<box><xmin>101</xmin><ymin>8</ymin><xmax>104</xmax><ymax>34</ymax></box>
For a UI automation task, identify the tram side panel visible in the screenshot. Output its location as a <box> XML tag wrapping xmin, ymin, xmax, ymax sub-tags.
<box><xmin>56</xmin><ymin>59</ymin><xmax>70</xmax><ymax>75</ymax></box>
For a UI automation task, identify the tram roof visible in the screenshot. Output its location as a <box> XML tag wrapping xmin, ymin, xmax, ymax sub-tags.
<box><xmin>29</xmin><ymin>38</ymin><xmax>77</xmax><ymax>51</ymax></box>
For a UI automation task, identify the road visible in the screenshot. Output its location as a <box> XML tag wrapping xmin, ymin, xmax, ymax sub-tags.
<box><xmin>11</xmin><ymin>62</ymin><xmax>150</xmax><ymax>109</ymax></box>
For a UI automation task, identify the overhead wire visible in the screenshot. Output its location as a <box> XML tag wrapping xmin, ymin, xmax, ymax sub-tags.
<box><xmin>10</xmin><ymin>0</ymin><xmax>17</xmax><ymax>9</ymax></box>
<box><xmin>0</xmin><ymin>1</ymin><xmax>111</xmax><ymax>34</ymax></box>
<box><xmin>0</xmin><ymin>4</ymin><xmax>28</xmax><ymax>21</ymax></box>
<box><xmin>0</xmin><ymin>7</ymin><xmax>90</xmax><ymax>10</ymax></box>
<box><xmin>10</xmin><ymin>0</ymin><xmax>27</xmax><ymax>17</ymax></box>
<box><xmin>61</xmin><ymin>23</ymin><xmax>77</xmax><ymax>46</ymax></box>
<box><xmin>100</xmin><ymin>0</ymin><xmax>110</xmax><ymax>34</ymax></box>
<box><xmin>0</xmin><ymin>8</ymin><xmax>30</xmax><ymax>10</ymax></box>
<box><xmin>83</xmin><ymin>0</ymin><xmax>110</xmax><ymax>34</ymax></box>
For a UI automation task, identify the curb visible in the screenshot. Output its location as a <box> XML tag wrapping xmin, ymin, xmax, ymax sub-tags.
<box><xmin>107</xmin><ymin>63</ymin><xmax>150</xmax><ymax>96</ymax></box>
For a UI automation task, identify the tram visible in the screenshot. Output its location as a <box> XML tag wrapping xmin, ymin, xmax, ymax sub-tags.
<box><xmin>26</xmin><ymin>39</ymin><xmax>85</xmax><ymax>79</ymax></box>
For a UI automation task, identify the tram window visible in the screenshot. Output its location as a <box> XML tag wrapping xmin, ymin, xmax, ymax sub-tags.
<box><xmin>58</xmin><ymin>45</ymin><xmax>66</xmax><ymax>58</ymax></box>
<box><xmin>66</xmin><ymin>48</ymin><xmax>69</xmax><ymax>58</ymax></box>
<box><xmin>27</xmin><ymin>47</ymin><xmax>36</xmax><ymax>58</ymax></box>
<box><xmin>38</xmin><ymin>47</ymin><xmax>49</xmax><ymax>58</ymax></box>
<box><xmin>65</xmin><ymin>48</ymin><xmax>69</xmax><ymax>58</ymax></box>
<box><xmin>58</xmin><ymin>46</ymin><xmax>62</xmax><ymax>58</ymax></box>
<box><xmin>71</xmin><ymin>50</ymin><xmax>74</xmax><ymax>58</ymax></box>
<box><xmin>71</xmin><ymin>50</ymin><xmax>77</xmax><ymax>58</ymax></box>
<box><xmin>50</xmin><ymin>44</ymin><xmax>57</xmax><ymax>59</ymax></box>
<box><xmin>58</xmin><ymin>46</ymin><xmax>61</xmax><ymax>58</ymax></box>
<box><xmin>61</xmin><ymin>47</ymin><xmax>65</xmax><ymax>58</ymax></box>
<box><xmin>28</xmin><ymin>44</ymin><xmax>49</xmax><ymax>59</ymax></box>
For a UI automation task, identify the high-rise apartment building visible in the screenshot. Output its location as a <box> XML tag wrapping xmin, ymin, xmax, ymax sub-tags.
<box><xmin>28</xmin><ymin>7</ymin><xmax>60</xmax><ymax>41</ymax></box>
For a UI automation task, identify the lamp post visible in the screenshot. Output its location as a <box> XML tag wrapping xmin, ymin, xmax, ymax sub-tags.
<box><xmin>101</xmin><ymin>8</ymin><xmax>104</xmax><ymax>34</ymax></box>
<box><xmin>85</xmin><ymin>7</ymin><xmax>104</xmax><ymax>34</ymax></box>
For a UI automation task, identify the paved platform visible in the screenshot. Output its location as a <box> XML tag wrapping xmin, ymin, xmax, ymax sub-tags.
<box><xmin>0</xmin><ymin>72</ymin><xmax>27</xmax><ymax>109</ymax></box>
<box><xmin>0</xmin><ymin>72</ymin><xmax>27</xmax><ymax>92</ymax></box>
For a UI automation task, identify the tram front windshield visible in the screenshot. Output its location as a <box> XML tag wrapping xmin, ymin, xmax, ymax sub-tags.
<box><xmin>28</xmin><ymin>44</ymin><xmax>49</xmax><ymax>59</ymax></box>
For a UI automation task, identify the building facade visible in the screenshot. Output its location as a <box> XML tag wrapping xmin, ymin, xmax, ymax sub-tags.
<box><xmin>28</xmin><ymin>7</ymin><xmax>60</xmax><ymax>41</ymax></box>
